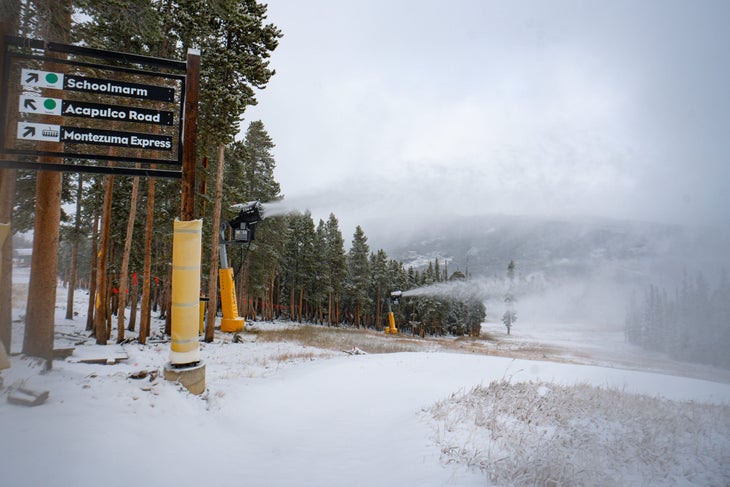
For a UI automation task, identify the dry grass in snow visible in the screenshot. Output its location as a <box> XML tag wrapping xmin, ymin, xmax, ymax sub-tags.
<box><xmin>428</xmin><ymin>380</ymin><xmax>730</xmax><ymax>487</ymax></box>
<box><xmin>249</xmin><ymin>324</ymin><xmax>429</xmax><ymax>354</ymax></box>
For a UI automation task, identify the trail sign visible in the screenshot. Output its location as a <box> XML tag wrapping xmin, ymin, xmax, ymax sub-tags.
<box><xmin>61</xmin><ymin>126</ymin><xmax>173</xmax><ymax>150</ymax></box>
<box><xmin>17</xmin><ymin>122</ymin><xmax>174</xmax><ymax>151</ymax></box>
<box><xmin>1</xmin><ymin>36</ymin><xmax>192</xmax><ymax>179</ymax></box>
<box><xmin>21</xmin><ymin>68</ymin><xmax>175</xmax><ymax>102</ymax></box>
<box><xmin>19</xmin><ymin>96</ymin><xmax>174</xmax><ymax>125</ymax></box>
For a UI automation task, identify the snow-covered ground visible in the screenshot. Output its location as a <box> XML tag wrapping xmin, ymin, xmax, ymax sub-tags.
<box><xmin>1</xmin><ymin>267</ymin><xmax>729</xmax><ymax>486</ymax></box>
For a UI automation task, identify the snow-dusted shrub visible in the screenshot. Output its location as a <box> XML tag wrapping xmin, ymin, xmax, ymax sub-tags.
<box><xmin>428</xmin><ymin>380</ymin><xmax>730</xmax><ymax>486</ymax></box>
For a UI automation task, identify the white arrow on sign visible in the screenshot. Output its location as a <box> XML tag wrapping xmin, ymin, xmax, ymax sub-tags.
<box><xmin>21</xmin><ymin>68</ymin><xmax>64</xmax><ymax>89</ymax></box>
<box><xmin>19</xmin><ymin>95</ymin><xmax>62</xmax><ymax>115</ymax></box>
<box><xmin>17</xmin><ymin>122</ymin><xmax>61</xmax><ymax>142</ymax></box>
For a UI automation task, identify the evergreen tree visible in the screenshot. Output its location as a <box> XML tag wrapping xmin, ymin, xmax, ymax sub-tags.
<box><xmin>465</xmin><ymin>297</ymin><xmax>486</xmax><ymax>337</ymax></box>
<box><xmin>192</xmin><ymin>0</ymin><xmax>282</xmax><ymax>145</ymax></box>
<box><xmin>412</xmin><ymin>260</ymin><xmax>447</xmax><ymax>335</ymax></box>
<box><xmin>386</xmin><ymin>259</ymin><xmax>408</xmax><ymax>329</ymax></box>
<box><xmin>323</xmin><ymin>214</ymin><xmax>346</xmax><ymax>325</ymax></box>
<box><xmin>369</xmin><ymin>249</ymin><xmax>389</xmax><ymax>330</ymax></box>
<box><xmin>346</xmin><ymin>226</ymin><xmax>370</xmax><ymax>327</ymax></box>
<box><xmin>223</xmin><ymin>121</ymin><xmax>281</xmax><ymax>206</ymax></box>
<box><xmin>311</xmin><ymin>220</ymin><xmax>330</xmax><ymax>324</ymax></box>
<box><xmin>219</xmin><ymin>122</ymin><xmax>283</xmax><ymax>320</ymax></box>
<box><xmin>281</xmin><ymin>212</ymin><xmax>316</xmax><ymax>322</ymax></box>
<box><xmin>502</xmin><ymin>259</ymin><xmax>517</xmax><ymax>335</ymax></box>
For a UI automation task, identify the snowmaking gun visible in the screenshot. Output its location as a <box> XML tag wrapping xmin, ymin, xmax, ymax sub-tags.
<box><xmin>227</xmin><ymin>200</ymin><xmax>264</xmax><ymax>244</ymax></box>
<box><xmin>217</xmin><ymin>201</ymin><xmax>264</xmax><ymax>332</ymax></box>
<box><xmin>385</xmin><ymin>291</ymin><xmax>402</xmax><ymax>334</ymax></box>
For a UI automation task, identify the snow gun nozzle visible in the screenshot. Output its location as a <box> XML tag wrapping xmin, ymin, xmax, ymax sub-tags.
<box><xmin>230</xmin><ymin>200</ymin><xmax>264</xmax><ymax>223</ymax></box>
<box><xmin>228</xmin><ymin>201</ymin><xmax>264</xmax><ymax>243</ymax></box>
<box><xmin>390</xmin><ymin>290</ymin><xmax>402</xmax><ymax>305</ymax></box>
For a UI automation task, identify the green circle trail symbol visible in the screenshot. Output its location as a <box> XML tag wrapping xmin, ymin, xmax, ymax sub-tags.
<box><xmin>45</xmin><ymin>73</ymin><xmax>59</xmax><ymax>84</ymax></box>
<box><xmin>43</xmin><ymin>99</ymin><xmax>57</xmax><ymax>110</ymax></box>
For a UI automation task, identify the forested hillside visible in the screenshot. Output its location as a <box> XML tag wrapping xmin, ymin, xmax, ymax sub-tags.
<box><xmin>625</xmin><ymin>272</ymin><xmax>730</xmax><ymax>368</ymax></box>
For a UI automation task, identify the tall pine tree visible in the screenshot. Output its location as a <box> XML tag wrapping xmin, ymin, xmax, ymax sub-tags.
<box><xmin>346</xmin><ymin>226</ymin><xmax>370</xmax><ymax>328</ymax></box>
<box><xmin>324</xmin><ymin>214</ymin><xmax>346</xmax><ymax>325</ymax></box>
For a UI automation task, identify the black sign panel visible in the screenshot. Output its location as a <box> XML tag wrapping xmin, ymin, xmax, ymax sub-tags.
<box><xmin>60</xmin><ymin>126</ymin><xmax>173</xmax><ymax>151</ymax></box>
<box><xmin>61</xmin><ymin>100</ymin><xmax>174</xmax><ymax>126</ymax></box>
<box><xmin>63</xmin><ymin>74</ymin><xmax>175</xmax><ymax>102</ymax></box>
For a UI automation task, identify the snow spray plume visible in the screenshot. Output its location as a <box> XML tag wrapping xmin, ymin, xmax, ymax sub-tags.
<box><xmin>259</xmin><ymin>199</ymin><xmax>301</xmax><ymax>218</ymax></box>
<box><xmin>231</xmin><ymin>199</ymin><xmax>302</xmax><ymax>219</ymax></box>
<box><xmin>401</xmin><ymin>277</ymin><xmax>511</xmax><ymax>302</ymax></box>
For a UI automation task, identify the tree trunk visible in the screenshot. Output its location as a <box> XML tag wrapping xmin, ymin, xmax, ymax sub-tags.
<box><xmin>86</xmin><ymin>210</ymin><xmax>99</xmax><ymax>331</ymax></box>
<box><xmin>334</xmin><ymin>292</ymin><xmax>340</xmax><ymax>326</ymax></box>
<box><xmin>205</xmin><ymin>145</ymin><xmax>225</xmax><ymax>342</ymax></box>
<box><xmin>274</xmin><ymin>275</ymin><xmax>281</xmax><ymax>320</ymax></box>
<box><xmin>65</xmin><ymin>175</ymin><xmax>83</xmax><ymax>320</ymax></box>
<box><xmin>268</xmin><ymin>270</ymin><xmax>276</xmax><ymax>321</ymax></box>
<box><xmin>23</xmin><ymin>2</ymin><xmax>71</xmax><ymax>363</ymax></box>
<box><xmin>152</xmin><ymin>279</ymin><xmax>159</xmax><ymax>313</ymax></box>
<box><xmin>376</xmin><ymin>287</ymin><xmax>382</xmax><ymax>331</ymax></box>
<box><xmin>94</xmin><ymin>174</ymin><xmax>114</xmax><ymax>345</ymax></box>
<box><xmin>164</xmin><ymin>264</ymin><xmax>172</xmax><ymax>336</ymax></box>
<box><xmin>139</xmin><ymin>173</ymin><xmax>156</xmax><ymax>344</ymax></box>
<box><xmin>23</xmin><ymin>169</ymin><xmax>61</xmax><ymax>365</ymax></box>
<box><xmin>0</xmin><ymin>168</ymin><xmax>14</xmax><ymax>349</ymax></box>
<box><xmin>199</xmin><ymin>156</ymin><xmax>208</xmax><ymax>220</ymax></box>
<box><xmin>241</xmin><ymin>258</ymin><xmax>250</xmax><ymax>319</ymax></box>
<box><xmin>128</xmin><ymin>274</ymin><xmax>138</xmax><ymax>332</ymax></box>
<box><xmin>105</xmin><ymin>273</ymin><xmax>113</xmax><ymax>339</ymax></box>
<box><xmin>0</xmin><ymin>0</ymin><xmax>20</xmax><ymax>360</ymax></box>
<box><xmin>116</xmin><ymin>172</ymin><xmax>140</xmax><ymax>341</ymax></box>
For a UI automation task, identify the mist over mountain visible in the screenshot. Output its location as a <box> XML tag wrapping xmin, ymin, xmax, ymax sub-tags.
<box><xmin>376</xmin><ymin>214</ymin><xmax>726</xmax><ymax>280</ymax></box>
<box><xmin>366</xmin><ymin>214</ymin><xmax>730</xmax><ymax>326</ymax></box>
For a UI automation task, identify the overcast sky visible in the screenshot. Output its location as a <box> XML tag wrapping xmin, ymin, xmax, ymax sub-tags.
<box><xmin>241</xmin><ymin>0</ymin><xmax>730</xmax><ymax>241</ymax></box>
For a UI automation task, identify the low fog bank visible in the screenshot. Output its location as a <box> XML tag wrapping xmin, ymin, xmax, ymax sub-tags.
<box><xmin>383</xmin><ymin>213</ymin><xmax>730</xmax><ymax>329</ymax></box>
<box><xmin>490</xmin><ymin>270</ymin><xmax>633</xmax><ymax>328</ymax></box>
<box><xmin>397</xmin><ymin>263</ymin><xmax>635</xmax><ymax>327</ymax></box>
